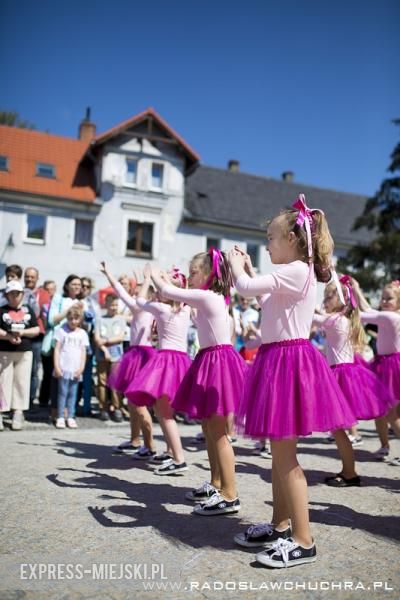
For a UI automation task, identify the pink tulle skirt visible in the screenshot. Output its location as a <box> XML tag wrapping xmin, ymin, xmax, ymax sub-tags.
<box><xmin>371</xmin><ymin>352</ymin><xmax>400</xmax><ymax>402</ymax></box>
<box><xmin>331</xmin><ymin>362</ymin><xmax>395</xmax><ymax>420</ymax></box>
<box><xmin>172</xmin><ymin>344</ymin><xmax>247</xmax><ymax>419</ymax></box>
<box><xmin>126</xmin><ymin>349</ymin><xmax>191</xmax><ymax>407</ymax></box>
<box><xmin>237</xmin><ymin>339</ymin><xmax>356</xmax><ymax>439</ymax></box>
<box><xmin>108</xmin><ymin>345</ymin><xmax>156</xmax><ymax>394</ymax></box>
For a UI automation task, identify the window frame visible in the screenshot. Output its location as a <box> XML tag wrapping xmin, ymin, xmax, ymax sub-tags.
<box><xmin>0</xmin><ymin>155</ymin><xmax>8</xmax><ymax>171</ymax></box>
<box><xmin>206</xmin><ymin>237</ymin><xmax>221</xmax><ymax>251</ymax></box>
<box><xmin>125</xmin><ymin>219</ymin><xmax>154</xmax><ymax>258</ymax></box>
<box><xmin>246</xmin><ymin>243</ymin><xmax>260</xmax><ymax>270</ymax></box>
<box><xmin>150</xmin><ymin>162</ymin><xmax>164</xmax><ymax>191</ymax></box>
<box><xmin>125</xmin><ymin>157</ymin><xmax>138</xmax><ymax>187</ymax></box>
<box><xmin>24</xmin><ymin>213</ymin><xmax>47</xmax><ymax>245</ymax></box>
<box><xmin>36</xmin><ymin>162</ymin><xmax>56</xmax><ymax>179</ymax></box>
<box><xmin>73</xmin><ymin>218</ymin><xmax>94</xmax><ymax>250</ymax></box>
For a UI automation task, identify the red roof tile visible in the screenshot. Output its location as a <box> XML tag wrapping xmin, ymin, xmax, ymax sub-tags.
<box><xmin>0</xmin><ymin>126</ymin><xmax>96</xmax><ymax>202</ymax></box>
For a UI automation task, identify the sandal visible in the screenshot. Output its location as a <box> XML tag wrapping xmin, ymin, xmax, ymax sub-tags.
<box><xmin>324</xmin><ymin>473</ymin><xmax>361</xmax><ymax>487</ymax></box>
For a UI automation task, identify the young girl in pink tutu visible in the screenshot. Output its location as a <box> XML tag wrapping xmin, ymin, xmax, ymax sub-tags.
<box><xmin>100</xmin><ymin>262</ymin><xmax>156</xmax><ymax>456</ymax></box>
<box><xmin>150</xmin><ymin>249</ymin><xmax>247</xmax><ymax>515</ymax></box>
<box><xmin>360</xmin><ymin>280</ymin><xmax>400</xmax><ymax>464</ymax></box>
<box><xmin>313</xmin><ymin>275</ymin><xmax>395</xmax><ymax>486</ymax></box>
<box><xmin>229</xmin><ymin>194</ymin><xmax>356</xmax><ymax>569</ymax></box>
<box><xmin>126</xmin><ymin>264</ymin><xmax>191</xmax><ymax>474</ymax></box>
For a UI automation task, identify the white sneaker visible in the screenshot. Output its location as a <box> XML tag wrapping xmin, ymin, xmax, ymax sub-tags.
<box><xmin>56</xmin><ymin>418</ymin><xmax>66</xmax><ymax>429</ymax></box>
<box><xmin>11</xmin><ymin>411</ymin><xmax>24</xmax><ymax>431</ymax></box>
<box><xmin>67</xmin><ymin>418</ymin><xmax>78</xmax><ymax>429</ymax></box>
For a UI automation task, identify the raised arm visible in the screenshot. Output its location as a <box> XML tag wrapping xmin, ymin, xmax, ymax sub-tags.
<box><xmin>100</xmin><ymin>261</ymin><xmax>137</xmax><ymax>312</ymax></box>
<box><xmin>151</xmin><ymin>265</ymin><xmax>209</xmax><ymax>309</ymax></box>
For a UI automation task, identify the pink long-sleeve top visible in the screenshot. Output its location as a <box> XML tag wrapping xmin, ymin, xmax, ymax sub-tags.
<box><xmin>235</xmin><ymin>261</ymin><xmax>316</xmax><ymax>343</ymax></box>
<box><xmin>360</xmin><ymin>309</ymin><xmax>400</xmax><ymax>355</ymax></box>
<box><xmin>136</xmin><ymin>297</ymin><xmax>191</xmax><ymax>352</ymax></box>
<box><xmin>312</xmin><ymin>313</ymin><xmax>353</xmax><ymax>365</ymax></box>
<box><xmin>159</xmin><ymin>285</ymin><xmax>232</xmax><ymax>348</ymax></box>
<box><xmin>114</xmin><ymin>282</ymin><xmax>154</xmax><ymax>347</ymax></box>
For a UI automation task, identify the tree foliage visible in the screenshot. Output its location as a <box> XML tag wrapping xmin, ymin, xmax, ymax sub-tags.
<box><xmin>337</xmin><ymin>120</ymin><xmax>400</xmax><ymax>292</ymax></box>
<box><xmin>0</xmin><ymin>110</ymin><xmax>36</xmax><ymax>129</ymax></box>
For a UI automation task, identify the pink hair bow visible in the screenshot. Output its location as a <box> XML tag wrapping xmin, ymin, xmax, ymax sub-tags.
<box><xmin>169</xmin><ymin>267</ymin><xmax>187</xmax><ymax>289</ymax></box>
<box><xmin>201</xmin><ymin>247</ymin><xmax>230</xmax><ymax>305</ymax></box>
<box><xmin>292</xmin><ymin>194</ymin><xmax>324</xmax><ymax>261</ymax></box>
<box><xmin>339</xmin><ymin>275</ymin><xmax>357</xmax><ymax>309</ymax></box>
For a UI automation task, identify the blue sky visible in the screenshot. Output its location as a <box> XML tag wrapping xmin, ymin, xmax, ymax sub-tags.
<box><xmin>1</xmin><ymin>0</ymin><xmax>399</xmax><ymax>196</ymax></box>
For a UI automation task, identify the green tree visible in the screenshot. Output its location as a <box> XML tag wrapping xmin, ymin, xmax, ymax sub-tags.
<box><xmin>337</xmin><ymin>120</ymin><xmax>400</xmax><ymax>291</ymax></box>
<box><xmin>0</xmin><ymin>110</ymin><xmax>35</xmax><ymax>129</ymax></box>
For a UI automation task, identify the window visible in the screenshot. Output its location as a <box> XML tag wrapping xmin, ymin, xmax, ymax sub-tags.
<box><xmin>25</xmin><ymin>214</ymin><xmax>46</xmax><ymax>243</ymax></box>
<box><xmin>125</xmin><ymin>159</ymin><xmax>137</xmax><ymax>185</ymax></box>
<box><xmin>36</xmin><ymin>162</ymin><xmax>56</xmax><ymax>178</ymax></box>
<box><xmin>74</xmin><ymin>219</ymin><xmax>93</xmax><ymax>248</ymax></box>
<box><xmin>126</xmin><ymin>220</ymin><xmax>153</xmax><ymax>257</ymax></box>
<box><xmin>151</xmin><ymin>163</ymin><xmax>164</xmax><ymax>188</ymax></box>
<box><xmin>206</xmin><ymin>237</ymin><xmax>220</xmax><ymax>251</ymax></box>
<box><xmin>247</xmin><ymin>243</ymin><xmax>259</xmax><ymax>269</ymax></box>
<box><xmin>0</xmin><ymin>155</ymin><xmax>8</xmax><ymax>171</ymax></box>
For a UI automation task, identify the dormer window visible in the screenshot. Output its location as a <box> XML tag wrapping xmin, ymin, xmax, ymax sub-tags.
<box><xmin>125</xmin><ymin>158</ymin><xmax>137</xmax><ymax>185</ymax></box>
<box><xmin>36</xmin><ymin>162</ymin><xmax>56</xmax><ymax>178</ymax></box>
<box><xmin>0</xmin><ymin>155</ymin><xmax>8</xmax><ymax>171</ymax></box>
<box><xmin>151</xmin><ymin>163</ymin><xmax>164</xmax><ymax>189</ymax></box>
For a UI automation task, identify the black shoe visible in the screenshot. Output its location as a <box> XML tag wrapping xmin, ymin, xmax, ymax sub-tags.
<box><xmin>99</xmin><ymin>410</ymin><xmax>110</xmax><ymax>421</ymax></box>
<box><xmin>256</xmin><ymin>537</ymin><xmax>316</xmax><ymax>568</ymax></box>
<box><xmin>324</xmin><ymin>474</ymin><xmax>361</xmax><ymax>487</ymax></box>
<box><xmin>112</xmin><ymin>440</ymin><xmax>141</xmax><ymax>454</ymax></box>
<box><xmin>111</xmin><ymin>409</ymin><xmax>123</xmax><ymax>423</ymax></box>
<box><xmin>193</xmin><ymin>492</ymin><xmax>240</xmax><ymax>515</ymax></box>
<box><xmin>132</xmin><ymin>446</ymin><xmax>157</xmax><ymax>460</ymax></box>
<box><xmin>185</xmin><ymin>482</ymin><xmax>218</xmax><ymax>502</ymax></box>
<box><xmin>154</xmin><ymin>461</ymin><xmax>188</xmax><ymax>475</ymax></box>
<box><xmin>149</xmin><ymin>452</ymin><xmax>173</xmax><ymax>465</ymax></box>
<box><xmin>234</xmin><ymin>523</ymin><xmax>292</xmax><ymax>548</ymax></box>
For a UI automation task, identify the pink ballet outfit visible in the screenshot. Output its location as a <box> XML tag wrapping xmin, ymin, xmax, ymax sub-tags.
<box><xmin>360</xmin><ymin>309</ymin><xmax>400</xmax><ymax>401</ymax></box>
<box><xmin>107</xmin><ymin>282</ymin><xmax>156</xmax><ymax>394</ymax></box>
<box><xmin>158</xmin><ymin>285</ymin><xmax>247</xmax><ymax>419</ymax></box>
<box><xmin>312</xmin><ymin>313</ymin><xmax>395</xmax><ymax>420</ymax></box>
<box><xmin>126</xmin><ymin>299</ymin><xmax>191</xmax><ymax>406</ymax></box>
<box><xmin>235</xmin><ymin>261</ymin><xmax>356</xmax><ymax>439</ymax></box>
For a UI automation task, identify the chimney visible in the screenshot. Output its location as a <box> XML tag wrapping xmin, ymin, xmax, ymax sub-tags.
<box><xmin>228</xmin><ymin>159</ymin><xmax>240</xmax><ymax>172</ymax></box>
<box><xmin>282</xmin><ymin>171</ymin><xmax>294</xmax><ymax>182</ymax></box>
<box><xmin>78</xmin><ymin>107</ymin><xmax>96</xmax><ymax>142</ymax></box>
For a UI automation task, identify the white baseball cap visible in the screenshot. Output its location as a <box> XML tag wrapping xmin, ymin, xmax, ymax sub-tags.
<box><xmin>5</xmin><ymin>281</ymin><xmax>24</xmax><ymax>294</ymax></box>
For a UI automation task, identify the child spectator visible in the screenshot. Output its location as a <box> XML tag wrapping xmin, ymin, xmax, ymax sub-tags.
<box><xmin>94</xmin><ymin>294</ymin><xmax>125</xmax><ymax>421</ymax></box>
<box><xmin>53</xmin><ymin>307</ymin><xmax>89</xmax><ymax>429</ymax></box>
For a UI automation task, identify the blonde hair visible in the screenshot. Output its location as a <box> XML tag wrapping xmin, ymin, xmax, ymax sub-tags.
<box><xmin>191</xmin><ymin>250</ymin><xmax>231</xmax><ymax>297</ymax></box>
<box><xmin>66</xmin><ymin>306</ymin><xmax>83</xmax><ymax>322</ymax></box>
<box><xmin>383</xmin><ymin>282</ymin><xmax>400</xmax><ymax>309</ymax></box>
<box><xmin>273</xmin><ymin>209</ymin><xmax>334</xmax><ymax>283</ymax></box>
<box><xmin>324</xmin><ymin>280</ymin><xmax>367</xmax><ymax>353</ymax></box>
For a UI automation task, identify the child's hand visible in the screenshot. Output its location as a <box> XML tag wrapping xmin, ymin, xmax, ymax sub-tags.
<box><xmin>143</xmin><ymin>263</ymin><xmax>152</xmax><ymax>279</ymax></box>
<box><xmin>99</xmin><ymin>261</ymin><xmax>107</xmax><ymax>274</ymax></box>
<box><xmin>228</xmin><ymin>247</ymin><xmax>246</xmax><ymax>267</ymax></box>
<box><xmin>150</xmin><ymin>265</ymin><xmax>161</xmax><ymax>279</ymax></box>
<box><xmin>8</xmin><ymin>333</ymin><xmax>22</xmax><ymax>345</ymax></box>
<box><xmin>54</xmin><ymin>367</ymin><xmax>63</xmax><ymax>378</ymax></box>
<box><xmin>74</xmin><ymin>370</ymin><xmax>83</xmax><ymax>380</ymax></box>
<box><xmin>103</xmin><ymin>348</ymin><xmax>112</xmax><ymax>362</ymax></box>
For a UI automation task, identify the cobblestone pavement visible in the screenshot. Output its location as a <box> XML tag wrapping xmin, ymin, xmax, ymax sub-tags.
<box><xmin>0</xmin><ymin>413</ymin><xmax>399</xmax><ymax>600</ymax></box>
